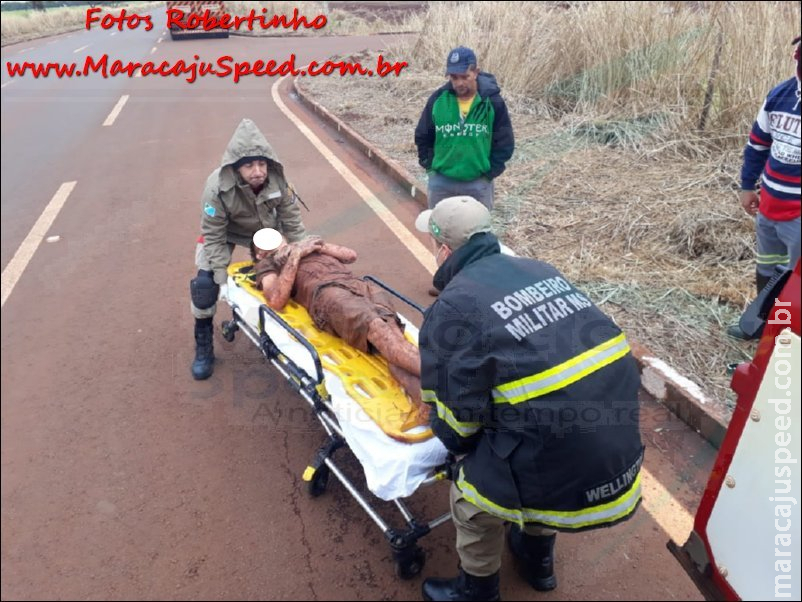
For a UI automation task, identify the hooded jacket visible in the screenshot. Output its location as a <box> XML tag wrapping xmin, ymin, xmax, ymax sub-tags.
<box><xmin>415</xmin><ymin>72</ymin><xmax>515</xmax><ymax>181</ymax></box>
<box><xmin>419</xmin><ymin>233</ymin><xmax>644</xmax><ymax>531</ymax></box>
<box><xmin>200</xmin><ymin>119</ymin><xmax>306</xmax><ymax>284</ymax></box>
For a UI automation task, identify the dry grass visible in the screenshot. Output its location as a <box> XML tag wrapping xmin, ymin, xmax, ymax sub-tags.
<box><xmin>226</xmin><ymin>1</ymin><xmax>424</xmax><ymax>36</ymax></box>
<box><xmin>1</xmin><ymin>2</ymin><xmax>161</xmax><ymax>46</ymax></box>
<box><xmin>400</xmin><ymin>1</ymin><xmax>800</xmax><ymax>152</ymax></box>
<box><xmin>299</xmin><ymin>1</ymin><xmax>798</xmax><ymax>417</ymax></box>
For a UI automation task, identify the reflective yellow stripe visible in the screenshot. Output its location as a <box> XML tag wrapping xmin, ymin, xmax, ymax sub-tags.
<box><xmin>457</xmin><ymin>468</ymin><xmax>642</xmax><ymax>529</ymax></box>
<box><xmin>421</xmin><ymin>389</ymin><xmax>482</xmax><ymax>438</ymax></box>
<box><xmin>493</xmin><ymin>334</ymin><xmax>631</xmax><ymax>404</ymax></box>
<box><xmin>756</xmin><ymin>254</ymin><xmax>789</xmax><ymax>265</ymax></box>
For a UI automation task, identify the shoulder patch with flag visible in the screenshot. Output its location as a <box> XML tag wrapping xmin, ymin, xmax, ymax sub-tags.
<box><xmin>204</xmin><ymin>203</ymin><xmax>216</xmax><ymax>217</ymax></box>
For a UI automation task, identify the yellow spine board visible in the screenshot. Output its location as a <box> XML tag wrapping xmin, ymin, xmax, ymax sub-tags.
<box><xmin>230</xmin><ymin>262</ymin><xmax>433</xmax><ymax>443</ymax></box>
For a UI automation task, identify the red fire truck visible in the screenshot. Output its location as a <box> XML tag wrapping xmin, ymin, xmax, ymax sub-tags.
<box><xmin>669</xmin><ymin>260</ymin><xmax>801</xmax><ymax>600</ymax></box>
<box><xmin>166</xmin><ymin>1</ymin><xmax>229</xmax><ymax>40</ymax></box>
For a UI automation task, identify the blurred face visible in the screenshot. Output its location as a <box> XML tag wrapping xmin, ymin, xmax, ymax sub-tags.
<box><xmin>448</xmin><ymin>66</ymin><xmax>479</xmax><ymax>99</ymax></box>
<box><xmin>237</xmin><ymin>159</ymin><xmax>268</xmax><ymax>189</ymax></box>
<box><xmin>254</xmin><ymin>238</ymin><xmax>286</xmax><ymax>261</ymax></box>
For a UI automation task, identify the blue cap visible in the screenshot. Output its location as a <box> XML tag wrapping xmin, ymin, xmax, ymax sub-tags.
<box><xmin>445</xmin><ymin>46</ymin><xmax>477</xmax><ymax>75</ymax></box>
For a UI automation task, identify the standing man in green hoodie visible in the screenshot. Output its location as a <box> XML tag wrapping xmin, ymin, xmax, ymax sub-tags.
<box><xmin>414</xmin><ymin>46</ymin><xmax>515</xmax><ymax>212</ymax></box>
<box><xmin>190</xmin><ymin>118</ymin><xmax>308</xmax><ymax>380</ymax></box>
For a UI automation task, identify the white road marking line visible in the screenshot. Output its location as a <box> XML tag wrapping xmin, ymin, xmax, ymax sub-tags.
<box><xmin>2</xmin><ymin>181</ymin><xmax>77</xmax><ymax>308</ymax></box>
<box><xmin>102</xmin><ymin>94</ymin><xmax>129</xmax><ymax>126</ymax></box>
<box><xmin>271</xmin><ymin>75</ymin><xmax>436</xmax><ymax>275</ymax></box>
<box><xmin>1</xmin><ymin>80</ymin><xmax>16</xmax><ymax>89</ymax></box>
<box><xmin>134</xmin><ymin>68</ymin><xmax>143</xmax><ymax>78</ymax></box>
<box><xmin>157</xmin><ymin>37</ymin><xmax>163</xmax><ymax>43</ymax></box>
<box><xmin>46</xmin><ymin>40</ymin><xmax>58</xmax><ymax>46</ymax></box>
<box><xmin>150</xmin><ymin>46</ymin><xmax>157</xmax><ymax>55</ymax></box>
<box><xmin>17</xmin><ymin>47</ymin><xmax>35</xmax><ymax>54</ymax></box>
<box><xmin>110</xmin><ymin>32</ymin><xmax>117</xmax><ymax>36</ymax></box>
<box><xmin>73</xmin><ymin>44</ymin><xmax>90</xmax><ymax>54</ymax></box>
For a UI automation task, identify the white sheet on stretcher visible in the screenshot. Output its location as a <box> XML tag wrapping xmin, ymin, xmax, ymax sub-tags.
<box><xmin>227</xmin><ymin>279</ymin><xmax>449</xmax><ymax>501</ymax></box>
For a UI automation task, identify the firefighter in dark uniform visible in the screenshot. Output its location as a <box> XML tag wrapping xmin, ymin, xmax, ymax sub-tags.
<box><xmin>414</xmin><ymin>196</ymin><xmax>644</xmax><ymax>601</ymax></box>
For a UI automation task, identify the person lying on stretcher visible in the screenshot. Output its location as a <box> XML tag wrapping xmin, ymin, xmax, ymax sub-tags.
<box><xmin>251</xmin><ymin>228</ymin><xmax>428</xmax><ymax>416</ymax></box>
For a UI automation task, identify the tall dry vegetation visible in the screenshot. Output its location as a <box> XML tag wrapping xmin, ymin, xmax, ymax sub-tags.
<box><xmin>2</xmin><ymin>6</ymin><xmax>90</xmax><ymax>44</ymax></box>
<box><xmin>1</xmin><ymin>2</ymin><xmax>162</xmax><ymax>46</ymax></box>
<box><xmin>227</xmin><ymin>1</ymin><xmax>416</xmax><ymax>36</ymax></box>
<box><xmin>406</xmin><ymin>1</ymin><xmax>801</xmax><ymax>152</ymax></box>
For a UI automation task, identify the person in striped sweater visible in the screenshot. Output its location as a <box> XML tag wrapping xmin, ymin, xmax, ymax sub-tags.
<box><xmin>728</xmin><ymin>35</ymin><xmax>801</xmax><ymax>340</ymax></box>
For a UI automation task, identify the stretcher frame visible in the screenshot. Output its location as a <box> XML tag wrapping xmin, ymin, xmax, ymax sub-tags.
<box><xmin>222</xmin><ymin>271</ymin><xmax>453</xmax><ymax>579</ymax></box>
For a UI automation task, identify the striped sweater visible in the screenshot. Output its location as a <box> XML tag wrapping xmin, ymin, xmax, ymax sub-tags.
<box><xmin>741</xmin><ymin>77</ymin><xmax>801</xmax><ymax>221</ymax></box>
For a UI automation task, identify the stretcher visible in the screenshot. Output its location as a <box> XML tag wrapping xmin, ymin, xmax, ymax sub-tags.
<box><xmin>221</xmin><ymin>261</ymin><xmax>453</xmax><ymax>578</ymax></box>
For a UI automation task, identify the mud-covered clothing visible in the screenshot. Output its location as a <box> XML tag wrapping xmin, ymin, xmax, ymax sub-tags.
<box><xmin>254</xmin><ymin>251</ymin><xmax>401</xmax><ymax>353</ymax></box>
<box><xmin>200</xmin><ymin>119</ymin><xmax>306</xmax><ymax>285</ymax></box>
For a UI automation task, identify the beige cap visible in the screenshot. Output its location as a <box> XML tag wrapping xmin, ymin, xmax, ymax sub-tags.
<box><xmin>253</xmin><ymin>228</ymin><xmax>283</xmax><ymax>252</ymax></box>
<box><xmin>415</xmin><ymin>196</ymin><xmax>492</xmax><ymax>249</ymax></box>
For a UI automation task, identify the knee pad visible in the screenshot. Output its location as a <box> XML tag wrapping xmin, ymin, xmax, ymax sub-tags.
<box><xmin>190</xmin><ymin>270</ymin><xmax>219</xmax><ymax>310</ymax></box>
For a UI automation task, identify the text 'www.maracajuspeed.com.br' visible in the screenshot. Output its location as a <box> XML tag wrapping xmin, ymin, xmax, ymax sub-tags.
<box><xmin>5</xmin><ymin>53</ymin><xmax>409</xmax><ymax>83</ymax></box>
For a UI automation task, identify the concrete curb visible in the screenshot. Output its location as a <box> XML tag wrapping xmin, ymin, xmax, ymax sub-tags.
<box><xmin>292</xmin><ymin>78</ymin><xmax>730</xmax><ymax>450</ymax></box>
<box><xmin>630</xmin><ymin>342</ymin><xmax>728</xmax><ymax>448</ymax></box>
<box><xmin>293</xmin><ymin>79</ymin><xmax>428</xmax><ymax>208</ymax></box>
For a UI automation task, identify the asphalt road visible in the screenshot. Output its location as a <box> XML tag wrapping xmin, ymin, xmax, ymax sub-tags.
<box><xmin>2</xmin><ymin>9</ymin><xmax>717</xmax><ymax>601</ymax></box>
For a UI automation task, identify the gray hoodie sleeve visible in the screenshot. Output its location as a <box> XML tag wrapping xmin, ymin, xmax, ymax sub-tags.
<box><xmin>276</xmin><ymin>183</ymin><xmax>307</xmax><ymax>243</ymax></box>
<box><xmin>199</xmin><ymin>178</ymin><xmax>232</xmax><ymax>285</ymax></box>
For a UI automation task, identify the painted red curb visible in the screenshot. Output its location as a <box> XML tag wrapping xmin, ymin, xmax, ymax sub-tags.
<box><xmin>292</xmin><ymin>77</ymin><xmax>730</xmax><ymax>449</ymax></box>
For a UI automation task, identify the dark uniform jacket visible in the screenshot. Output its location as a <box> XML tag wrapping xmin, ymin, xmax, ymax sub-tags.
<box><xmin>419</xmin><ymin>233</ymin><xmax>644</xmax><ymax>531</ymax></box>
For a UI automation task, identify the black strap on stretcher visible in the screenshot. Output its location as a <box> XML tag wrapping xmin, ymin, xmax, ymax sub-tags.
<box><xmin>362</xmin><ymin>275</ymin><xmax>426</xmax><ymax>316</ymax></box>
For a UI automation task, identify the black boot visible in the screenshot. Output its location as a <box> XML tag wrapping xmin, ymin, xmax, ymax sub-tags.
<box><xmin>726</xmin><ymin>322</ymin><xmax>757</xmax><ymax>340</ymax></box>
<box><xmin>508</xmin><ymin>526</ymin><xmax>557</xmax><ymax>591</ymax></box>
<box><xmin>422</xmin><ymin>568</ymin><xmax>500</xmax><ymax>601</ymax></box>
<box><xmin>191</xmin><ymin>318</ymin><xmax>215</xmax><ymax>380</ymax></box>
<box><xmin>727</xmin><ymin>271</ymin><xmax>772</xmax><ymax>341</ymax></box>
<box><xmin>756</xmin><ymin>272</ymin><xmax>772</xmax><ymax>296</ymax></box>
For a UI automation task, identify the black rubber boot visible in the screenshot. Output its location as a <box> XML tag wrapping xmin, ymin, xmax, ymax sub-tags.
<box><xmin>422</xmin><ymin>568</ymin><xmax>500</xmax><ymax>601</ymax></box>
<box><xmin>726</xmin><ymin>323</ymin><xmax>754</xmax><ymax>340</ymax></box>
<box><xmin>191</xmin><ymin>318</ymin><xmax>215</xmax><ymax>380</ymax></box>
<box><xmin>756</xmin><ymin>272</ymin><xmax>772</xmax><ymax>296</ymax></box>
<box><xmin>508</xmin><ymin>526</ymin><xmax>557</xmax><ymax>591</ymax></box>
<box><xmin>727</xmin><ymin>271</ymin><xmax>772</xmax><ymax>341</ymax></box>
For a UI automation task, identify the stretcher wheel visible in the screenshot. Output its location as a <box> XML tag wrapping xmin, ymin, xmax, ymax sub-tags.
<box><xmin>307</xmin><ymin>465</ymin><xmax>330</xmax><ymax>497</ymax></box>
<box><xmin>221</xmin><ymin>320</ymin><xmax>238</xmax><ymax>342</ymax></box>
<box><xmin>395</xmin><ymin>547</ymin><xmax>425</xmax><ymax>579</ymax></box>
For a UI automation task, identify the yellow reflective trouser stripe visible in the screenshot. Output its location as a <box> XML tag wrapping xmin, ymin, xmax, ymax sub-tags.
<box><xmin>421</xmin><ymin>389</ymin><xmax>482</xmax><ymax>437</ymax></box>
<box><xmin>493</xmin><ymin>334</ymin><xmax>631</xmax><ymax>404</ymax></box>
<box><xmin>456</xmin><ymin>468</ymin><xmax>642</xmax><ymax>529</ymax></box>
<box><xmin>756</xmin><ymin>253</ymin><xmax>789</xmax><ymax>265</ymax></box>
